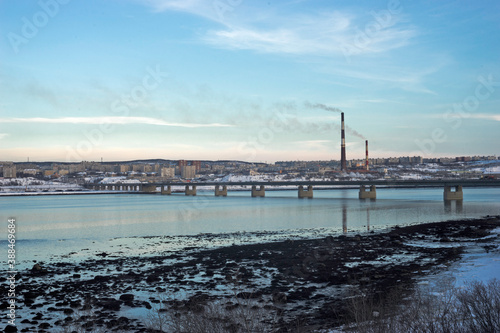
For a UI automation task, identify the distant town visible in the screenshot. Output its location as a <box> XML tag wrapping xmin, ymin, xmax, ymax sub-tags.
<box><xmin>1</xmin><ymin>155</ymin><xmax>499</xmax><ymax>186</ymax></box>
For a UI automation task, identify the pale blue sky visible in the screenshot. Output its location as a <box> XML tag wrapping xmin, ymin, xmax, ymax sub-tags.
<box><xmin>1</xmin><ymin>0</ymin><xmax>499</xmax><ymax>162</ymax></box>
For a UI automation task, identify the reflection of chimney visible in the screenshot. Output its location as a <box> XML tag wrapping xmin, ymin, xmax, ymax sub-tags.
<box><xmin>341</xmin><ymin>112</ymin><xmax>347</xmax><ymax>171</ymax></box>
<box><xmin>365</xmin><ymin>140</ymin><xmax>369</xmax><ymax>171</ymax></box>
<box><xmin>342</xmin><ymin>205</ymin><xmax>347</xmax><ymax>233</ymax></box>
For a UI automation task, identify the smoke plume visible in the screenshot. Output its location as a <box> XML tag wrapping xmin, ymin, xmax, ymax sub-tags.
<box><xmin>346</xmin><ymin>126</ymin><xmax>366</xmax><ymax>140</ymax></box>
<box><xmin>304</xmin><ymin>101</ymin><xmax>342</xmax><ymax>113</ymax></box>
<box><xmin>305</xmin><ymin>101</ymin><xmax>366</xmax><ymax>140</ymax></box>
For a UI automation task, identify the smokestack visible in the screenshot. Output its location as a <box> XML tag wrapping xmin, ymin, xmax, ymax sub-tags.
<box><xmin>365</xmin><ymin>140</ymin><xmax>369</xmax><ymax>171</ymax></box>
<box><xmin>341</xmin><ymin>112</ymin><xmax>347</xmax><ymax>171</ymax></box>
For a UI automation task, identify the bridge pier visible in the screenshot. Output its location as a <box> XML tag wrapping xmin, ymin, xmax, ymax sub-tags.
<box><xmin>215</xmin><ymin>185</ymin><xmax>227</xmax><ymax>197</ymax></box>
<box><xmin>161</xmin><ymin>185</ymin><xmax>172</xmax><ymax>195</ymax></box>
<box><xmin>359</xmin><ymin>185</ymin><xmax>376</xmax><ymax>199</ymax></box>
<box><xmin>444</xmin><ymin>185</ymin><xmax>463</xmax><ymax>201</ymax></box>
<box><xmin>298</xmin><ymin>185</ymin><xmax>313</xmax><ymax>198</ymax></box>
<box><xmin>143</xmin><ymin>185</ymin><xmax>156</xmax><ymax>193</ymax></box>
<box><xmin>251</xmin><ymin>185</ymin><xmax>265</xmax><ymax>197</ymax></box>
<box><xmin>185</xmin><ymin>185</ymin><xmax>197</xmax><ymax>196</ymax></box>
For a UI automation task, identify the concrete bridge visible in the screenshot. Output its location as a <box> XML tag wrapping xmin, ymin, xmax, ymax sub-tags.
<box><xmin>83</xmin><ymin>179</ymin><xmax>500</xmax><ymax>201</ymax></box>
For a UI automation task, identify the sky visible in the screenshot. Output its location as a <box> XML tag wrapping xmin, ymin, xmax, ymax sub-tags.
<box><xmin>0</xmin><ymin>0</ymin><xmax>499</xmax><ymax>163</ymax></box>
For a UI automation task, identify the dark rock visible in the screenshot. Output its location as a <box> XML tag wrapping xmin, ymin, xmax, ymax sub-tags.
<box><xmin>93</xmin><ymin>275</ymin><xmax>110</xmax><ymax>282</ymax></box>
<box><xmin>70</xmin><ymin>300</ymin><xmax>81</xmax><ymax>308</ymax></box>
<box><xmin>146</xmin><ymin>274</ymin><xmax>160</xmax><ymax>283</ymax></box>
<box><xmin>31</xmin><ymin>263</ymin><xmax>42</xmax><ymax>271</ymax></box>
<box><xmin>4</xmin><ymin>325</ymin><xmax>17</xmax><ymax>332</ymax></box>
<box><xmin>63</xmin><ymin>308</ymin><xmax>74</xmax><ymax>315</ymax></box>
<box><xmin>38</xmin><ymin>322</ymin><xmax>51</xmax><ymax>329</ymax></box>
<box><xmin>98</xmin><ymin>298</ymin><xmax>121</xmax><ymax>312</ymax></box>
<box><xmin>119</xmin><ymin>294</ymin><xmax>134</xmax><ymax>302</ymax></box>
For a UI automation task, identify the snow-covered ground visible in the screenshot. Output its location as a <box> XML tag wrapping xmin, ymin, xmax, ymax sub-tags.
<box><xmin>472</xmin><ymin>165</ymin><xmax>500</xmax><ymax>174</ymax></box>
<box><xmin>0</xmin><ymin>177</ymin><xmax>84</xmax><ymax>195</ymax></box>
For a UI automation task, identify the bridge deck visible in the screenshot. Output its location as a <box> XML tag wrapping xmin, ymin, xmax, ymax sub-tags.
<box><xmin>86</xmin><ymin>179</ymin><xmax>500</xmax><ymax>187</ymax></box>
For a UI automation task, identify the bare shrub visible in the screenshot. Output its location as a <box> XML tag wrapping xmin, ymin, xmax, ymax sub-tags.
<box><xmin>455</xmin><ymin>279</ymin><xmax>500</xmax><ymax>333</ymax></box>
<box><xmin>145</xmin><ymin>292</ymin><xmax>276</xmax><ymax>333</ymax></box>
<box><xmin>344</xmin><ymin>278</ymin><xmax>500</xmax><ymax>333</ymax></box>
<box><xmin>55</xmin><ymin>303</ymin><xmax>108</xmax><ymax>333</ymax></box>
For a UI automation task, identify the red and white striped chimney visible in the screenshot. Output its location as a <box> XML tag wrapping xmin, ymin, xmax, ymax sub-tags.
<box><xmin>341</xmin><ymin>112</ymin><xmax>347</xmax><ymax>171</ymax></box>
<box><xmin>365</xmin><ymin>140</ymin><xmax>369</xmax><ymax>171</ymax></box>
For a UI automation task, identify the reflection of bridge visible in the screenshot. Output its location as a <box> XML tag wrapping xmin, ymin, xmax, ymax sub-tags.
<box><xmin>83</xmin><ymin>179</ymin><xmax>500</xmax><ymax>201</ymax></box>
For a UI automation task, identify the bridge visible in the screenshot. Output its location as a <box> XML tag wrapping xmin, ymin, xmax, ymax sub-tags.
<box><xmin>83</xmin><ymin>179</ymin><xmax>500</xmax><ymax>201</ymax></box>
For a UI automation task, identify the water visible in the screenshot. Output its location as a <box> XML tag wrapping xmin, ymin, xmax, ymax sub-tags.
<box><xmin>1</xmin><ymin>187</ymin><xmax>499</xmax><ymax>269</ymax></box>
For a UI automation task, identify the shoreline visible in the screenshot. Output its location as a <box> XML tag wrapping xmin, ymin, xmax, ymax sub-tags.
<box><xmin>3</xmin><ymin>216</ymin><xmax>499</xmax><ymax>332</ymax></box>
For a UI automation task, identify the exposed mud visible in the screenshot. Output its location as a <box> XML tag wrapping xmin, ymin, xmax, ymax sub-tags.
<box><xmin>2</xmin><ymin>216</ymin><xmax>500</xmax><ymax>332</ymax></box>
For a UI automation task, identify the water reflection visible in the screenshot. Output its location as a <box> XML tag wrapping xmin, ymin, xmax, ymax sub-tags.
<box><xmin>341</xmin><ymin>200</ymin><xmax>373</xmax><ymax>233</ymax></box>
<box><xmin>366</xmin><ymin>207</ymin><xmax>370</xmax><ymax>231</ymax></box>
<box><xmin>444</xmin><ymin>200</ymin><xmax>464</xmax><ymax>214</ymax></box>
<box><xmin>2</xmin><ymin>189</ymin><xmax>499</xmax><ymax>241</ymax></box>
<box><xmin>342</xmin><ymin>204</ymin><xmax>347</xmax><ymax>233</ymax></box>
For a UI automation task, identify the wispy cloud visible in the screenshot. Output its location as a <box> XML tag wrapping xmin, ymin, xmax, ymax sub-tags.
<box><xmin>204</xmin><ymin>12</ymin><xmax>416</xmax><ymax>57</ymax></box>
<box><xmin>138</xmin><ymin>1</ymin><xmax>417</xmax><ymax>57</ymax></box>
<box><xmin>0</xmin><ymin>117</ymin><xmax>233</xmax><ymax>128</ymax></box>
<box><xmin>293</xmin><ymin>140</ymin><xmax>333</xmax><ymax>150</ymax></box>
<box><xmin>466</xmin><ymin>114</ymin><xmax>500</xmax><ymax>121</ymax></box>
<box><xmin>137</xmin><ymin>0</ymin><xmax>220</xmax><ymax>21</ymax></box>
<box><xmin>431</xmin><ymin>113</ymin><xmax>500</xmax><ymax>121</ymax></box>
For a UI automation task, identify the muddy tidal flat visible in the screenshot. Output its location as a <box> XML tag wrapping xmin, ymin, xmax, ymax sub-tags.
<box><xmin>2</xmin><ymin>216</ymin><xmax>500</xmax><ymax>332</ymax></box>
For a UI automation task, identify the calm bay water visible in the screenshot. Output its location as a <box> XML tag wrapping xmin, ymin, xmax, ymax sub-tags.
<box><xmin>1</xmin><ymin>187</ymin><xmax>499</xmax><ymax>268</ymax></box>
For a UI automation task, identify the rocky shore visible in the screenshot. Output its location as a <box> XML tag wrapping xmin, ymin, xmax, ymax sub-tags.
<box><xmin>2</xmin><ymin>216</ymin><xmax>500</xmax><ymax>332</ymax></box>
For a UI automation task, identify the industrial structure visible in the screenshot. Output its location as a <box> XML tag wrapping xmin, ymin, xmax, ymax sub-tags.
<box><xmin>365</xmin><ymin>140</ymin><xmax>369</xmax><ymax>171</ymax></box>
<box><xmin>340</xmin><ymin>112</ymin><xmax>347</xmax><ymax>172</ymax></box>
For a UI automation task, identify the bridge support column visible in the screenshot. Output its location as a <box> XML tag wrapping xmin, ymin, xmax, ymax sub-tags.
<box><xmin>444</xmin><ymin>185</ymin><xmax>463</xmax><ymax>201</ymax></box>
<box><xmin>161</xmin><ymin>185</ymin><xmax>172</xmax><ymax>195</ymax></box>
<box><xmin>359</xmin><ymin>185</ymin><xmax>376</xmax><ymax>199</ymax></box>
<box><xmin>215</xmin><ymin>185</ymin><xmax>227</xmax><ymax>197</ymax></box>
<box><xmin>185</xmin><ymin>185</ymin><xmax>197</xmax><ymax>196</ymax></box>
<box><xmin>143</xmin><ymin>185</ymin><xmax>156</xmax><ymax>193</ymax></box>
<box><xmin>251</xmin><ymin>185</ymin><xmax>265</xmax><ymax>197</ymax></box>
<box><xmin>298</xmin><ymin>185</ymin><xmax>313</xmax><ymax>198</ymax></box>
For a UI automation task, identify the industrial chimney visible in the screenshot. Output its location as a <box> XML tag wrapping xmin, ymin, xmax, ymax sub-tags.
<box><xmin>341</xmin><ymin>112</ymin><xmax>347</xmax><ymax>171</ymax></box>
<box><xmin>365</xmin><ymin>140</ymin><xmax>369</xmax><ymax>171</ymax></box>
